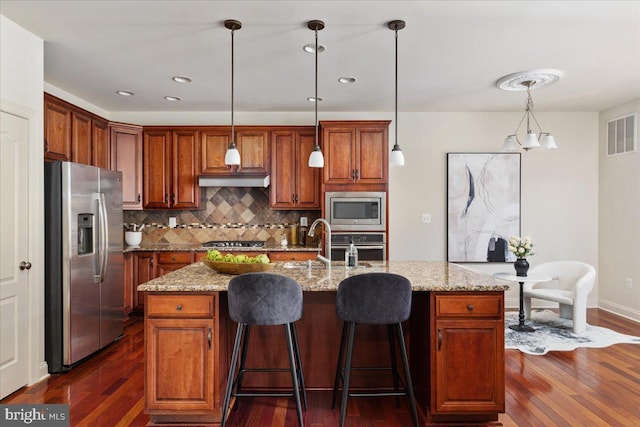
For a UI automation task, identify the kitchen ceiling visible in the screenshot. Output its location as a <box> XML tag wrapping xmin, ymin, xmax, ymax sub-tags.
<box><xmin>2</xmin><ymin>1</ymin><xmax>639</xmax><ymax>113</ymax></box>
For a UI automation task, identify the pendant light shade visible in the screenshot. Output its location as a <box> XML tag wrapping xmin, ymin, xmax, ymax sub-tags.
<box><xmin>388</xmin><ymin>20</ymin><xmax>406</xmax><ymax>167</ymax></box>
<box><xmin>224</xmin><ymin>19</ymin><xmax>241</xmax><ymax>166</ymax></box>
<box><xmin>308</xmin><ymin>20</ymin><xmax>325</xmax><ymax>168</ymax></box>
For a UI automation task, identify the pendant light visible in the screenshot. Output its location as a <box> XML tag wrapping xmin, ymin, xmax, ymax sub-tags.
<box><xmin>307</xmin><ymin>20</ymin><xmax>325</xmax><ymax>168</ymax></box>
<box><xmin>497</xmin><ymin>69</ymin><xmax>562</xmax><ymax>152</ymax></box>
<box><xmin>388</xmin><ymin>20</ymin><xmax>406</xmax><ymax>167</ymax></box>
<box><xmin>224</xmin><ymin>19</ymin><xmax>241</xmax><ymax>165</ymax></box>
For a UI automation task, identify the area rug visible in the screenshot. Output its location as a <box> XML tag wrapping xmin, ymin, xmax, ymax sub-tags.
<box><xmin>505</xmin><ymin>309</ymin><xmax>640</xmax><ymax>355</ymax></box>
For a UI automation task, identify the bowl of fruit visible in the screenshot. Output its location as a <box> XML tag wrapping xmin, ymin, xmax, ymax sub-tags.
<box><xmin>201</xmin><ymin>250</ymin><xmax>274</xmax><ymax>275</ymax></box>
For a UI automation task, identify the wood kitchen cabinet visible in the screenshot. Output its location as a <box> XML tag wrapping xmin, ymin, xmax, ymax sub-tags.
<box><xmin>143</xmin><ymin>128</ymin><xmax>201</xmax><ymax>209</ymax></box>
<box><xmin>428</xmin><ymin>292</ymin><xmax>505</xmax><ymax>423</ymax></box>
<box><xmin>321</xmin><ymin>120</ymin><xmax>389</xmax><ymax>187</ymax></box>
<box><xmin>145</xmin><ymin>293</ymin><xmax>218</xmax><ymax>417</ymax></box>
<box><xmin>270</xmin><ymin>128</ymin><xmax>320</xmax><ymax>210</ymax></box>
<box><xmin>156</xmin><ymin>252</ymin><xmax>194</xmax><ymax>276</ymax></box>
<box><xmin>44</xmin><ymin>94</ymin><xmax>72</xmax><ymax>161</ymax></box>
<box><xmin>133</xmin><ymin>252</ymin><xmax>156</xmax><ymax>312</ymax></box>
<box><xmin>71</xmin><ymin>111</ymin><xmax>92</xmax><ymax>165</ymax></box>
<box><xmin>110</xmin><ymin>123</ymin><xmax>143</xmax><ymax>209</ymax></box>
<box><xmin>200</xmin><ymin>127</ymin><xmax>270</xmax><ymax>176</ymax></box>
<box><xmin>123</xmin><ymin>253</ymin><xmax>134</xmax><ymax>316</ymax></box>
<box><xmin>91</xmin><ymin>119</ymin><xmax>109</xmax><ymax>169</ymax></box>
<box><xmin>44</xmin><ymin>93</ymin><xmax>110</xmax><ymax>167</ymax></box>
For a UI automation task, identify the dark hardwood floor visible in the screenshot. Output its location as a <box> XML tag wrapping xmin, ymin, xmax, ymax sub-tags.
<box><xmin>2</xmin><ymin>309</ymin><xmax>639</xmax><ymax>426</ymax></box>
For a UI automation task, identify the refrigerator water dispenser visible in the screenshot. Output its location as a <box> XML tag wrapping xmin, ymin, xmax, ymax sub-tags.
<box><xmin>77</xmin><ymin>214</ymin><xmax>94</xmax><ymax>255</ymax></box>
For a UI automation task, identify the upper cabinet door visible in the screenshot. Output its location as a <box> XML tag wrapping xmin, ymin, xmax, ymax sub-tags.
<box><xmin>236</xmin><ymin>129</ymin><xmax>270</xmax><ymax>175</ymax></box>
<box><xmin>200</xmin><ymin>128</ymin><xmax>232</xmax><ymax>175</ymax></box>
<box><xmin>92</xmin><ymin>119</ymin><xmax>109</xmax><ymax>169</ymax></box>
<box><xmin>110</xmin><ymin>123</ymin><xmax>143</xmax><ymax>210</ymax></box>
<box><xmin>172</xmin><ymin>130</ymin><xmax>200</xmax><ymax>209</ymax></box>
<box><xmin>71</xmin><ymin>111</ymin><xmax>92</xmax><ymax>165</ymax></box>
<box><xmin>322</xmin><ymin>121</ymin><xmax>389</xmax><ymax>187</ymax></box>
<box><xmin>269</xmin><ymin>128</ymin><xmax>320</xmax><ymax>210</ymax></box>
<box><xmin>355</xmin><ymin>126</ymin><xmax>387</xmax><ymax>184</ymax></box>
<box><xmin>323</xmin><ymin>126</ymin><xmax>356</xmax><ymax>184</ymax></box>
<box><xmin>295</xmin><ymin>130</ymin><xmax>321</xmax><ymax>208</ymax></box>
<box><xmin>144</xmin><ymin>130</ymin><xmax>172</xmax><ymax>209</ymax></box>
<box><xmin>44</xmin><ymin>95</ymin><xmax>72</xmax><ymax>161</ymax></box>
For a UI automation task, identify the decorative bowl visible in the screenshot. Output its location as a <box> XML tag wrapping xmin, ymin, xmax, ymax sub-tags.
<box><xmin>201</xmin><ymin>259</ymin><xmax>275</xmax><ymax>275</ymax></box>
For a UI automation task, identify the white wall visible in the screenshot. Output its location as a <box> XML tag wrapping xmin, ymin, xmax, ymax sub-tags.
<box><xmin>387</xmin><ymin>112</ymin><xmax>600</xmax><ymax>308</ymax></box>
<box><xmin>0</xmin><ymin>15</ymin><xmax>47</xmax><ymax>383</ymax></box>
<box><xmin>599</xmin><ymin>99</ymin><xmax>640</xmax><ymax>322</ymax></box>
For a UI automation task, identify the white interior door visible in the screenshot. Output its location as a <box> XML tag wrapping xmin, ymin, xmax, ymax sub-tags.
<box><xmin>0</xmin><ymin>110</ymin><xmax>30</xmax><ymax>399</ymax></box>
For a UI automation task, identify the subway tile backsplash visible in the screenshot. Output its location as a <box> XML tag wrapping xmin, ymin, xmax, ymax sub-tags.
<box><xmin>123</xmin><ymin>187</ymin><xmax>320</xmax><ymax>246</ymax></box>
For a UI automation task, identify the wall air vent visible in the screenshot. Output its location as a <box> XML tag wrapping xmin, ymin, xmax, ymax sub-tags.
<box><xmin>607</xmin><ymin>113</ymin><xmax>637</xmax><ymax>156</ymax></box>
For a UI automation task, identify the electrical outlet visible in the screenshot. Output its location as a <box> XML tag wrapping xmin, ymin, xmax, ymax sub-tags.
<box><xmin>300</xmin><ymin>217</ymin><xmax>308</xmax><ymax>227</ymax></box>
<box><xmin>626</xmin><ymin>278</ymin><xmax>633</xmax><ymax>289</ymax></box>
<box><xmin>422</xmin><ymin>213</ymin><xmax>431</xmax><ymax>223</ymax></box>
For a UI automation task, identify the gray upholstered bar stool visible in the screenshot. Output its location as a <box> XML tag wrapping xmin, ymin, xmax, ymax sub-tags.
<box><xmin>220</xmin><ymin>272</ymin><xmax>306</xmax><ymax>427</ymax></box>
<box><xmin>332</xmin><ymin>272</ymin><xmax>419</xmax><ymax>427</ymax></box>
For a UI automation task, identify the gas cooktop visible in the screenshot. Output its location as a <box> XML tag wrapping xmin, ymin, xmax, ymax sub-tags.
<box><xmin>202</xmin><ymin>240</ymin><xmax>265</xmax><ymax>248</ymax></box>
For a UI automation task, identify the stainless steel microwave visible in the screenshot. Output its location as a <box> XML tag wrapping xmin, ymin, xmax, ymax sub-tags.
<box><xmin>325</xmin><ymin>191</ymin><xmax>386</xmax><ymax>231</ymax></box>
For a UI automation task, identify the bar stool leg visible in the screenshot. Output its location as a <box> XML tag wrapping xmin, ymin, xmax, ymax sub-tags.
<box><xmin>221</xmin><ymin>323</ymin><xmax>244</xmax><ymax>427</ymax></box>
<box><xmin>387</xmin><ymin>324</ymin><xmax>401</xmax><ymax>407</ymax></box>
<box><xmin>235</xmin><ymin>324</ymin><xmax>252</xmax><ymax>398</ymax></box>
<box><xmin>332</xmin><ymin>322</ymin><xmax>348</xmax><ymax>410</ymax></box>
<box><xmin>339</xmin><ymin>322</ymin><xmax>356</xmax><ymax>427</ymax></box>
<box><xmin>285</xmin><ymin>323</ymin><xmax>304</xmax><ymax>427</ymax></box>
<box><xmin>396</xmin><ymin>322</ymin><xmax>419</xmax><ymax>427</ymax></box>
<box><xmin>290</xmin><ymin>323</ymin><xmax>308</xmax><ymax>410</ymax></box>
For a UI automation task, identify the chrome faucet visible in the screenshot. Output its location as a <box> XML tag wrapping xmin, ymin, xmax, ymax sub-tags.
<box><xmin>308</xmin><ymin>218</ymin><xmax>331</xmax><ymax>267</ymax></box>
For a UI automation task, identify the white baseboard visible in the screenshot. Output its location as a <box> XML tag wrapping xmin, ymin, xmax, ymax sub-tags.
<box><xmin>598</xmin><ymin>299</ymin><xmax>640</xmax><ymax>323</ymax></box>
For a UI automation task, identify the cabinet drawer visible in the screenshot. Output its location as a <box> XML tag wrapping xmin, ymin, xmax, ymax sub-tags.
<box><xmin>435</xmin><ymin>294</ymin><xmax>502</xmax><ymax>318</ymax></box>
<box><xmin>147</xmin><ymin>294</ymin><xmax>215</xmax><ymax>318</ymax></box>
<box><xmin>158</xmin><ymin>252</ymin><xmax>192</xmax><ymax>264</ymax></box>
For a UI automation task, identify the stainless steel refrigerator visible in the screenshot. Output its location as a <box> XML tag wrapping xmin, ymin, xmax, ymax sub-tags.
<box><xmin>44</xmin><ymin>161</ymin><xmax>124</xmax><ymax>373</ymax></box>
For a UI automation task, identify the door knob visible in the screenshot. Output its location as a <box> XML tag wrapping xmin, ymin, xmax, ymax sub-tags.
<box><xmin>19</xmin><ymin>261</ymin><xmax>32</xmax><ymax>270</ymax></box>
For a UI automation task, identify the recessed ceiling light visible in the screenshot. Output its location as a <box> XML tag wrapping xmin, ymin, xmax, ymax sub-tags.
<box><xmin>338</xmin><ymin>76</ymin><xmax>357</xmax><ymax>84</ymax></box>
<box><xmin>303</xmin><ymin>44</ymin><xmax>325</xmax><ymax>53</ymax></box>
<box><xmin>116</xmin><ymin>90</ymin><xmax>134</xmax><ymax>96</ymax></box>
<box><xmin>172</xmin><ymin>76</ymin><xmax>192</xmax><ymax>83</ymax></box>
<box><xmin>307</xmin><ymin>97</ymin><xmax>323</xmax><ymax>102</ymax></box>
<box><xmin>496</xmin><ymin>69</ymin><xmax>564</xmax><ymax>91</ymax></box>
<box><xmin>164</xmin><ymin>96</ymin><xmax>181</xmax><ymax>101</ymax></box>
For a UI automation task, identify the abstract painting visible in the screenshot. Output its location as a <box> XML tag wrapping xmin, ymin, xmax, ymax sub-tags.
<box><xmin>447</xmin><ymin>153</ymin><xmax>521</xmax><ymax>262</ymax></box>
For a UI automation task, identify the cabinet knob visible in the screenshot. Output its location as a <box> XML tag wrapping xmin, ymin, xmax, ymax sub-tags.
<box><xmin>176</xmin><ymin>304</ymin><xmax>182</xmax><ymax>311</ymax></box>
<box><xmin>467</xmin><ymin>304</ymin><xmax>474</xmax><ymax>311</ymax></box>
<box><xmin>19</xmin><ymin>261</ymin><xmax>32</xmax><ymax>270</ymax></box>
<box><xmin>137</xmin><ymin>194</ymin><xmax>141</xmax><ymax>203</ymax></box>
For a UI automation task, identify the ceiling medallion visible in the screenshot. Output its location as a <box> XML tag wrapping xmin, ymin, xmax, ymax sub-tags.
<box><xmin>496</xmin><ymin>69</ymin><xmax>564</xmax><ymax>91</ymax></box>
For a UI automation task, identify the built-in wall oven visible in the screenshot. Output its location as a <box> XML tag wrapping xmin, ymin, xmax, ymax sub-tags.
<box><xmin>330</xmin><ymin>232</ymin><xmax>386</xmax><ymax>261</ymax></box>
<box><xmin>326</xmin><ymin>191</ymin><xmax>386</xmax><ymax>231</ymax></box>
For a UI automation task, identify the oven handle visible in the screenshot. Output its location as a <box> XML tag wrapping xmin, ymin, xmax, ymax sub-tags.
<box><xmin>332</xmin><ymin>245</ymin><xmax>385</xmax><ymax>250</ymax></box>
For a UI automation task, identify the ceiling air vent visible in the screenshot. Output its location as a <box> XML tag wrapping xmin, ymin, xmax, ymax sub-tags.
<box><xmin>607</xmin><ymin>113</ymin><xmax>637</xmax><ymax>156</ymax></box>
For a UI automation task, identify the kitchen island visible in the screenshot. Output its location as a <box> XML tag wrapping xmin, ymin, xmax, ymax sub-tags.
<box><xmin>139</xmin><ymin>261</ymin><xmax>509</xmax><ymax>426</ymax></box>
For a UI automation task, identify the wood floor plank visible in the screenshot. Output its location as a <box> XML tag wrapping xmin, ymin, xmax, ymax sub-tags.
<box><xmin>2</xmin><ymin>310</ymin><xmax>639</xmax><ymax>426</ymax></box>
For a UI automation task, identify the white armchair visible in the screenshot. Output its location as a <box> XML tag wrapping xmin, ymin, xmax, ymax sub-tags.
<box><xmin>523</xmin><ymin>261</ymin><xmax>596</xmax><ymax>333</ymax></box>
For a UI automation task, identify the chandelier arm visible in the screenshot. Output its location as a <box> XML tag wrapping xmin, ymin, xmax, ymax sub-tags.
<box><xmin>513</xmin><ymin>110</ymin><xmax>528</xmax><ymax>137</ymax></box>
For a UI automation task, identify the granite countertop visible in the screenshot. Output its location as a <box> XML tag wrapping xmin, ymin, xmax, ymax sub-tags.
<box><xmin>137</xmin><ymin>261</ymin><xmax>510</xmax><ymax>292</ymax></box>
<box><xmin>124</xmin><ymin>243</ymin><xmax>320</xmax><ymax>253</ymax></box>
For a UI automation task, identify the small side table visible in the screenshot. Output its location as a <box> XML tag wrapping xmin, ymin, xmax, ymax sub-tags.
<box><xmin>493</xmin><ymin>272</ymin><xmax>551</xmax><ymax>332</ymax></box>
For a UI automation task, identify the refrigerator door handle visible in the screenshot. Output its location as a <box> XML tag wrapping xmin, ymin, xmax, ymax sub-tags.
<box><xmin>98</xmin><ymin>192</ymin><xmax>109</xmax><ymax>283</ymax></box>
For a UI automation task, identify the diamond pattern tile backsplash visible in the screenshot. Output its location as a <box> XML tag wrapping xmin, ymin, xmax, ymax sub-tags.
<box><xmin>123</xmin><ymin>187</ymin><xmax>321</xmax><ymax>246</ymax></box>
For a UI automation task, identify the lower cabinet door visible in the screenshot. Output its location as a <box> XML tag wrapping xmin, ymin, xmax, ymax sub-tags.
<box><xmin>146</xmin><ymin>318</ymin><xmax>215</xmax><ymax>413</ymax></box>
<box><xmin>433</xmin><ymin>319</ymin><xmax>505</xmax><ymax>414</ymax></box>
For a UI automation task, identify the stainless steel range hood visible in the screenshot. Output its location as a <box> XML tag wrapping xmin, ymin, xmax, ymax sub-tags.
<box><xmin>198</xmin><ymin>175</ymin><xmax>270</xmax><ymax>188</ymax></box>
